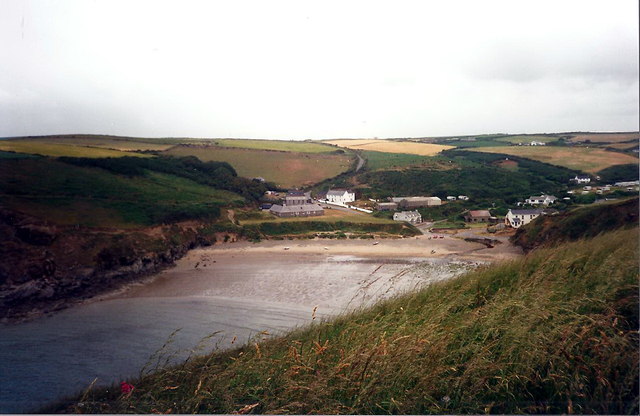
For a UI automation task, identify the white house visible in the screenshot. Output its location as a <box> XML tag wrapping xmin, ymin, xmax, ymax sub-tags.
<box><xmin>572</xmin><ymin>175</ymin><xmax>591</xmax><ymax>184</ymax></box>
<box><xmin>325</xmin><ymin>189</ymin><xmax>356</xmax><ymax>205</ymax></box>
<box><xmin>530</xmin><ymin>141</ymin><xmax>546</xmax><ymax>146</ymax></box>
<box><xmin>393</xmin><ymin>210</ymin><xmax>422</xmax><ymax>224</ymax></box>
<box><xmin>458</xmin><ymin>195</ymin><xmax>469</xmax><ymax>201</ymax></box>
<box><xmin>525</xmin><ymin>195</ymin><xmax>557</xmax><ymax>206</ymax></box>
<box><xmin>505</xmin><ymin>209</ymin><xmax>543</xmax><ymax>228</ymax></box>
<box><xmin>446</xmin><ymin>196</ymin><xmax>457</xmax><ymax>201</ymax></box>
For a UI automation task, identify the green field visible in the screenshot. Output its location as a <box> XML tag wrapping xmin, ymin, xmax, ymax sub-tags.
<box><xmin>213</xmin><ymin>139</ymin><xmax>339</xmax><ymax>153</ymax></box>
<box><xmin>59</xmin><ymin>227</ymin><xmax>639</xmax><ymax>414</ymax></box>
<box><xmin>7</xmin><ymin>136</ymin><xmax>175</xmax><ymax>151</ymax></box>
<box><xmin>0</xmin><ymin>140</ymin><xmax>153</xmax><ymax>158</ymax></box>
<box><xmin>164</xmin><ymin>145</ymin><xmax>353</xmax><ymax>188</ymax></box>
<box><xmin>0</xmin><ymin>158</ymin><xmax>244</xmax><ymax>227</ymax></box>
<box><xmin>238</xmin><ymin>208</ymin><xmax>396</xmax><ymax>225</ymax></box>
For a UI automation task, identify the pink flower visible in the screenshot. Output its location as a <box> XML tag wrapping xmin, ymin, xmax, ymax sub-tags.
<box><xmin>120</xmin><ymin>381</ymin><xmax>134</xmax><ymax>394</ymax></box>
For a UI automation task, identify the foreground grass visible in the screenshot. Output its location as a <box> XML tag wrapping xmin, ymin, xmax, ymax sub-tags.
<box><xmin>59</xmin><ymin>228</ymin><xmax>638</xmax><ymax>414</ymax></box>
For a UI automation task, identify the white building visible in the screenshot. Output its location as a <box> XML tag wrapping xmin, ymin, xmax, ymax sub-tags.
<box><xmin>458</xmin><ymin>195</ymin><xmax>469</xmax><ymax>201</ymax></box>
<box><xmin>393</xmin><ymin>210</ymin><xmax>422</xmax><ymax>224</ymax></box>
<box><xmin>325</xmin><ymin>189</ymin><xmax>356</xmax><ymax>205</ymax></box>
<box><xmin>505</xmin><ymin>209</ymin><xmax>543</xmax><ymax>228</ymax></box>
<box><xmin>530</xmin><ymin>141</ymin><xmax>546</xmax><ymax>146</ymax></box>
<box><xmin>572</xmin><ymin>175</ymin><xmax>591</xmax><ymax>184</ymax></box>
<box><xmin>525</xmin><ymin>195</ymin><xmax>557</xmax><ymax>206</ymax></box>
<box><xmin>446</xmin><ymin>196</ymin><xmax>457</xmax><ymax>201</ymax></box>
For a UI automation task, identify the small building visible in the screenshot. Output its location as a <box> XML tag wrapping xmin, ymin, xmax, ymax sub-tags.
<box><xmin>393</xmin><ymin>210</ymin><xmax>422</xmax><ymax>224</ymax></box>
<box><xmin>464</xmin><ymin>210</ymin><xmax>492</xmax><ymax>223</ymax></box>
<box><xmin>325</xmin><ymin>189</ymin><xmax>356</xmax><ymax>205</ymax></box>
<box><xmin>525</xmin><ymin>195</ymin><xmax>557</xmax><ymax>206</ymax></box>
<box><xmin>530</xmin><ymin>141</ymin><xmax>546</xmax><ymax>146</ymax></box>
<box><xmin>458</xmin><ymin>195</ymin><xmax>469</xmax><ymax>201</ymax></box>
<box><xmin>376</xmin><ymin>202</ymin><xmax>398</xmax><ymax>211</ymax></box>
<box><xmin>572</xmin><ymin>175</ymin><xmax>591</xmax><ymax>184</ymax></box>
<box><xmin>284</xmin><ymin>190</ymin><xmax>312</xmax><ymax>205</ymax></box>
<box><xmin>260</xmin><ymin>203</ymin><xmax>273</xmax><ymax>210</ymax></box>
<box><xmin>390</xmin><ymin>196</ymin><xmax>441</xmax><ymax>208</ymax></box>
<box><xmin>505</xmin><ymin>209</ymin><xmax>543</xmax><ymax>228</ymax></box>
<box><xmin>446</xmin><ymin>196</ymin><xmax>457</xmax><ymax>201</ymax></box>
<box><xmin>269</xmin><ymin>203</ymin><xmax>324</xmax><ymax>218</ymax></box>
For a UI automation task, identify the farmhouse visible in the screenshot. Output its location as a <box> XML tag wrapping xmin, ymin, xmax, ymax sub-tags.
<box><xmin>390</xmin><ymin>196</ymin><xmax>441</xmax><ymax>208</ymax></box>
<box><xmin>393</xmin><ymin>210</ymin><xmax>422</xmax><ymax>224</ymax></box>
<box><xmin>376</xmin><ymin>202</ymin><xmax>398</xmax><ymax>211</ymax></box>
<box><xmin>530</xmin><ymin>141</ymin><xmax>546</xmax><ymax>146</ymax></box>
<box><xmin>325</xmin><ymin>189</ymin><xmax>356</xmax><ymax>205</ymax></box>
<box><xmin>525</xmin><ymin>195</ymin><xmax>557</xmax><ymax>206</ymax></box>
<box><xmin>505</xmin><ymin>209</ymin><xmax>543</xmax><ymax>228</ymax></box>
<box><xmin>464</xmin><ymin>210</ymin><xmax>493</xmax><ymax>223</ymax></box>
<box><xmin>269</xmin><ymin>190</ymin><xmax>324</xmax><ymax>218</ymax></box>
<box><xmin>572</xmin><ymin>175</ymin><xmax>591</xmax><ymax>184</ymax></box>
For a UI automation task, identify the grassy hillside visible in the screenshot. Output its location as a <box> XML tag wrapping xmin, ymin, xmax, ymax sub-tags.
<box><xmin>470</xmin><ymin>145</ymin><xmax>638</xmax><ymax>174</ymax></box>
<box><xmin>0</xmin><ymin>158</ymin><xmax>247</xmax><ymax>227</ymax></box>
<box><xmin>56</xmin><ymin>228</ymin><xmax>639</xmax><ymax>414</ymax></box>
<box><xmin>0</xmin><ymin>140</ymin><xmax>153</xmax><ymax>158</ymax></box>
<box><xmin>164</xmin><ymin>145</ymin><xmax>353</xmax><ymax>188</ymax></box>
<box><xmin>358</xmin><ymin>150</ymin><xmax>577</xmax><ymax>204</ymax></box>
<box><xmin>512</xmin><ymin>198</ymin><xmax>639</xmax><ymax>252</ymax></box>
<box><xmin>212</xmin><ymin>139</ymin><xmax>337</xmax><ymax>153</ymax></box>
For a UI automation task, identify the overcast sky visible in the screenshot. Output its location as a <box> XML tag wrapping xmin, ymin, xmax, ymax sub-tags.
<box><xmin>0</xmin><ymin>0</ymin><xmax>638</xmax><ymax>139</ymax></box>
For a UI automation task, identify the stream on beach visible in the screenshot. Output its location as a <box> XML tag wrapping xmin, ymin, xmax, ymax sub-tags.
<box><xmin>0</xmin><ymin>250</ymin><xmax>481</xmax><ymax>413</ymax></box>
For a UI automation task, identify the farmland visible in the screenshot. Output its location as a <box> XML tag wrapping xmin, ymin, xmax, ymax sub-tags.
<box><xmin>4</xmin><ymin>135</ymin><xmax>175</xmax><ymax>151</ymax></box>
<box><xmin>211</xmin><ymin>139</ymin><xmax>338</xmax><ymax>153</ymax></box>
<box><xmin>164</xmin><ymin>145</ymin><xmax>353</xmax><ymax>188</ymax></box>
<box><xmin>361</xmin><ymin>150</ymin><xmax>443</xmax><ymax>171</ymax></box>
<box><xmin>566</xmin><ymin>132</ymin><xmax>639</xmax><ymax>143</ymax></box>
<box><xmin>0</xmin><ymin>140</ymin><xmax>153</xmax><ymax>158</ymax></box>
<box><xmin>494</xmin><ymin>135</ymin><xmax>560</xmax><ymax>144</ymax></box>
<box><xmin>469</xmin><ymin>145</ymin><xmax>638</xmax><ymax>174</ymax></box>
<box><xmin>324</xmin><ymin>139</ymin><xmax>453</xmax><ymax>156</ymax></box>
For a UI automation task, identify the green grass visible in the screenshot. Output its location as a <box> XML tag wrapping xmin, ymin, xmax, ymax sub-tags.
<box><xmin>0</xmin><ymin>140</ymin><xmax>153</xmax><ymax>158</ymax></box>
<box><xmin>0</xmin><ymin>158</ymin><xmax>244</xmax><ymax>227</ymax></box>
<box><xmin>57</xmin><ymin>228</ymin><xmax>639</xmax><ymax>414</ymax></box>
<box><xmin>164</xmin><ymin>145</ymin><xmax>353</xmax><ymax>188</ymax></box>
<box><xmin>212</xmin><ymin>139</ymin><xmax>339</xmax><ymax>153</ymax></box>
<box><xmin>238</xmin><ymin>210</ymin><xmax>396</xmax><ymax>225</ymax></box>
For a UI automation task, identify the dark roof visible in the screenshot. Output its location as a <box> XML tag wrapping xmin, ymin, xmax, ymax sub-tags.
<box><xmin>510</xmin><ymin>209</ymin><xmax>543</xmax><ymax>215</ymax></box>
<box><xmin>287</xmin><ymin>190</ymin><xmax>306</xmax><ymax>196</ymax></box>
<box><xmin>270</xmin><ymin>203</ymin><xmax>323</xmax><ymax>213</ymax></box>
<box><xmin>327</xmin><ymin>189</ymin><xmax>352</xmax><ymax>196</ymax></box>
<box><xmin>467</xmin><ymin>210</ymin><xmax>491</xmax><ymax>217</ymax></box>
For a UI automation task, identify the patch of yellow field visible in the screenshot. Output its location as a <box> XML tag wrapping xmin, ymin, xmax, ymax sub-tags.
<box><xmin>325</xmin><ymin>139</ymin><xmax>453</xmax><ymax>156</ymax></box>
<box><xmin>567</xmin><ymin>133</ymin><xmax>639</xmax><ymax>143</ymax></box>
<box><xmin>470</xmin><ymin>146</ymin><xmax>638</xmax><ymax>173</ymax></box>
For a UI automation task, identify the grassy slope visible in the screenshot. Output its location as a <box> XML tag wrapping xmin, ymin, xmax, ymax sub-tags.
<box><xmin>59</xmin><ymin>228</ymin><xmax>639</xmax><ymax>414</ymax></box>
<box><xmin>361</xmin><ymin>150</ymin><xmax>441</xmax><ymax>171</ymax></box>
<box><xmin>164</xmin><ymin>145</ymin><xmax>353</xmax><ymax>188</ymax></box>
<box><xmin>0</xmin><ymin>158</ymin><xmax>244</xmax><ymax>227</ymax></box>
<box><xmin>512</xmin><ymin>198</ymin><xmax>639</xmax><ymax>252</ymax></box>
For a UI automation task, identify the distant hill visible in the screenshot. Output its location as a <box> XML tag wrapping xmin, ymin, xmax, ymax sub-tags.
<box><xmin>512</xmin><ymin>197</ymin><xmax>639</xmax><ymax>252</ymax></box>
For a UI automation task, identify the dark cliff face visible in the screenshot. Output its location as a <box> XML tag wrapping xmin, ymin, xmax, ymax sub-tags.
<box><xmin>0</xmin><ymin>208</ymin><xmax>226</xmax><ymax>323</ymax></box>
<box><xmin>511</xmin><ymin>198</ymin><xmax>639</xmax><ymax>252</ymax></box>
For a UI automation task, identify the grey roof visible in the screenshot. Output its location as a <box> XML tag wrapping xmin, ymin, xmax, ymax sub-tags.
<box><xmin>270</xmin><ymin>203</ymin><xmax>323</xmax><ymax>213</ymax></box>
<box><xmin>510</xmin><ymin>209</ymin><xmax>544</xmax><ymax>215</ymax></box>
<box><xmin>390</xmin><ymin>196</ymin><xmax>440</xmax><ymax>203</ymax></box>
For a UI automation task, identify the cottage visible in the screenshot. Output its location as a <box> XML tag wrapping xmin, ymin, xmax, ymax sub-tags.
<box><xmin>505</xmin><ymin>209</ymin><xmax>543</xmax><ymax>228</ymax></box>
<box><xmin>464</xmin><ymin>210</ymin><xmax>492</xmax><ymax>223</ymax></box>
<box><xmin>325</xmin><ymin>189</ymin><xmax>356</xmax><ymax>205</ymax></box>
<box><xmin>446</xmin><ymin>196</ymin><xmax>457</xmax><ymax>201</ymax></box>
<box><xmin>393</xmin><ymin>210</ymin><xmax>422</xmax><ymax>224</ymax></box>
<box><xmin>390</xmin><ymin>196</ymin><xmax>441</xmax><ymax>208</ymax></box>
<box><xmin>376</xmin><ymin>202</ymin><xmax>398</xmax><ymax>211</ymax></box>
<box><xmin>269</xmin><ymin>190</ymin><xmax>323</xmax><ymax>217</ymax></box>
<box><xmin>571</xmin><ymin>175</ymin><xmax>591</xmax><ymax>184</ymax></box>
<box><xmin>525</xmin><ymin>195</ymin><xmax>557</xmax><ymax>206</ymax></box>
<box><xmin>458</xmin><ymin>195</ymin><xmax>469</xmax><ymax>201</ymax></box>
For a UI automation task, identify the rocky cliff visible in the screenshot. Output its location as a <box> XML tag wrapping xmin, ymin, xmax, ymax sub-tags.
<box><xmin>0</xmin><ymin>208</ymin><xmax>237</xmax><ymax>322</ymax></box>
